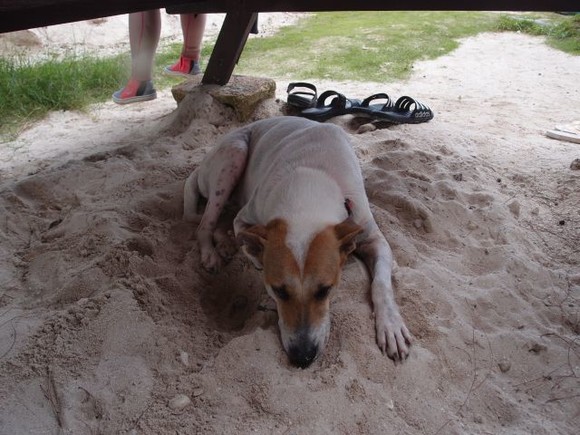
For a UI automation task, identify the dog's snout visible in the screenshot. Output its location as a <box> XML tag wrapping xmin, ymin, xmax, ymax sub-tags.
<box><xmin>288</xmin><ymin>341</ymin><xmax>318</xmax><ymax>368</ymax></box>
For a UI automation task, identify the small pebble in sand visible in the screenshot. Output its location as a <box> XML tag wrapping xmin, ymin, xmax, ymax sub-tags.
<box><xmin>169</xmin><ymin>394</ymin><xmax>191</xmax><ymax>410</ymax></box>
<box><xmin>507</xmin><ymin>200</ymin><xmax>520</xmax><ymax>218</ymax></box>
<box><xmin>193</xmin><ymin>388</ymin><xmax>204</xmax><ymax>397</ymax></box>
<box><xmin>356</xmin><ymin>123</ymin><xmax>377</xmax><ymax>134</ymax></box>
<box><xmin>529</xmin><ymin>342</ymin><xmax>547</xmax><ymax>354</ymax></box>
<box><xmin>179</xmin><ymin>351</ymin><xmax>189</xmax><ymax>367</ymax></box>
<box><xmin>570</xmin><ymin>159</ymin><xmax>580</xmax><ymax>170</ymax></box>
<box><xmin>466</xmin><ymin>221</ymin><xmax>478</xmax><ymax>231</ymax></box>
<box><xmin>498</xmin><ymin>358</ymin><xmax>511</xmax><ymax>373</ymax></box>
<box><xmin>387</xmin><ymin>399</ymin><xmax>394</xmax><ymax>410</ymax></box>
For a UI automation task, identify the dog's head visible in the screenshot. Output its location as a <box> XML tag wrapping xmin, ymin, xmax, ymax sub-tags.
<box><xmin>238</xmin><ymin>218</ymin><xmax>362</xmax><ymax>368</ymax></box>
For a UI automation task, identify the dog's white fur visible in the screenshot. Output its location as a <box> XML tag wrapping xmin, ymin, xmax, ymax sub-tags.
<box><xmin>184</xmin><ymin>116</ymin><xmax>411</xmax><ymax>367</ymax></box>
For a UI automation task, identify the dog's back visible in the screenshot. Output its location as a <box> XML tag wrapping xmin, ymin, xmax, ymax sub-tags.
<box><xmin>238</xmin><ymin>117</ymin><xmax>364</xmax><ymax>206</ymax></box>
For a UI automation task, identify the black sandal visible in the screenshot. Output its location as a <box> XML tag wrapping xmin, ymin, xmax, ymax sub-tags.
<box><xmin>351</xmin><ymin>94</ymin><xmax>433</xmax><ymax>124</ymax></box>
<box><xmin>300</xmin><ymin>90</ymin><xmax>361</xmax><ymax>122</ymax></box>
<box><xmin>286</xmin><ymin>82</ymin><xmax>317</xmax><ymax>109</ymax></box>
<box><xmin>383</xmin><ymin>96</ymin><xmax>434</xmax><ymax>124</ymax></box>
<box><xmin>349</xmin><ymin>93</ymin><xmax>394</xmax><ymax>117</ymax></box>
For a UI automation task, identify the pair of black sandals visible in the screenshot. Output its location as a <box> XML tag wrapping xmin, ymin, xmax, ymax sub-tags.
<box><xmin>286</xmin><ymin>82</ymin><xmax>434</xmax><ymax>124</ymax></box>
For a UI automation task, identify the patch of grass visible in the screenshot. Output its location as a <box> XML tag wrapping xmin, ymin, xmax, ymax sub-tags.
<box><xmin>497</xmin><ymin>13</ymin><xmax>580</xmax><ymax>54</ymax></box>
<box><xmin>235</xmin><ymin>11</ymin><xmax>499</xmax><ymax>82</ymax></box>
<box><xmin>0</xmin><ymin>54</ymin><xmax>126</xmax><ymax>139</ymax></box>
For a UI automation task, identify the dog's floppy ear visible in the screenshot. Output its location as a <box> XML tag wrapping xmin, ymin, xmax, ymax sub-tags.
<box><xmin>334</xmin><ymin>218</ymin><xmax>364</xmax><ymax>257</ymax></box>
<box><xmin>237</xmin><ymin>225</ymin><xmax>268</xmax><ymax>267</ymax></box>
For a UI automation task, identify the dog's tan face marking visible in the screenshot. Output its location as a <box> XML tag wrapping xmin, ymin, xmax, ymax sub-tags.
<box><xmin>239</xmin><ymin>218</ymin><xmax>362</xmax><ymax>368</ymax></box>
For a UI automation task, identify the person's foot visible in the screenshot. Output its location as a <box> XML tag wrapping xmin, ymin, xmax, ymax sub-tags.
<box><xmin>112</xmin><ymin>79</ymin><xmax>157</xmax><ymax>105</ymax></box>
<box><xmin>164</xmin><ymin>56</ymin><xmax>202</xmax><ymax>77</ymax></box>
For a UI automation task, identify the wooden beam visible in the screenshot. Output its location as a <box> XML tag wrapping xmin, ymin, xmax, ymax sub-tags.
<box><xmin>0</xmin><ymin>0</ymin><xmax>199</xmax><ymax>33</ymax></box>
<box><xmin>1</xmin><ymin>0</ymin><xmax>577</xmax><ymax>34</ymax></box>
<box><xmin>169</xmin><ymin>0</ymin><xmax>577</xmax><ymax>14</ymax></box>
<box><xmin>202</xmin><ymin>12</ymin><xmax>258</xmax><ymax>85</ymax></box>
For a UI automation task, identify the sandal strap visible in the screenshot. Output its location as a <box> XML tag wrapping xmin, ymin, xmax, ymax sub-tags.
<box><xmin>287</xmin><ymin>82</ymin><xmax>318</xmax><ymax>109</ymax></box>
<box><xmin>361</xmin><ymin>93</ymin><xmax>393</xmax><ymax>110</ymax></box>
<box><xmin>287</xmin><ymin>82</ymin><xmax>317</xmax><ymax>96</ymax></box>
<box><xmin>395</xmin><ymin>96</ymin><xmax>430</xmax><ymax>113</ymax></box>
<box><xmin>316</xmin><ymin>90</ymin><xmax>347</xmax><ymax>108</ymax></box>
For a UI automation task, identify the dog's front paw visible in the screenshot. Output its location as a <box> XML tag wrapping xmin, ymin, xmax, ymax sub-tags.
<box><xmin>375</xmin><ymin>312</ymin><xmax>412</xmax><ymax>362</ymax></box>
<box><xmin>200</xmin><ymin>247</ymin><xmax>223</xmax><ymax>274</ymax></box>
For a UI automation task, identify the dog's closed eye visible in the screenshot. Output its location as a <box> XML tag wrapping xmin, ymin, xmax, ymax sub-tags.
<box><xmin>272</xmin><ymin>285</ymin><xmax>290</xmax><ymax>301</ymax></box>
<box><xmin>314</xmin><ymin>285</ymin><xmax>332</xmax><ymax>301</ymax></box>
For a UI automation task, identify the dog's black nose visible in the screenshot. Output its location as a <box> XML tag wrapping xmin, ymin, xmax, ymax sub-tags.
<box><xmin>288</xmin><ymin>342</ymin><xmax>318</xmax><ymax>368</ymax></box>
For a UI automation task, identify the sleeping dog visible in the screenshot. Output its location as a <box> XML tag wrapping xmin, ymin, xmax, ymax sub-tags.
<box><xmin>184</xmin><ymin>116</ymin><xmax>411</xmax><ymax>367</ymax></box>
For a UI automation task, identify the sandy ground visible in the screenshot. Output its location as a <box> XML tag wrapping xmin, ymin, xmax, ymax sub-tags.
<box><xmin>1</xmin><ymin>14</ymin><xmax>580</xmax><ymax>435</ymax></box>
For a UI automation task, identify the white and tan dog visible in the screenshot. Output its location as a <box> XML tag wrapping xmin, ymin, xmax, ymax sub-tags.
<box><xmin>184</xmin><ymin>116</ymin><xmax>411</xmax><ymax>367</ymax></box>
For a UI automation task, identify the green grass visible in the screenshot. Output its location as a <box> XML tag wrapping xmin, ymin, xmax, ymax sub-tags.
<box><xmin>497</xmin><ymin>13</ymin><xmax>580</xmax><ymax>54</ymax></box>
<box><xmin>1</xmin><ymin>11</ymin><xmax>578</xmax><ymax>140</ymax></box>
<box><xmin>0</xmin><ymin>54</ymin><xmax>127</xmax><ymax>139</ymax></box>
<box><xmin>236</xmin><ymin>11</ymin><xmax>499</xmax><ymax>82</ymax></box>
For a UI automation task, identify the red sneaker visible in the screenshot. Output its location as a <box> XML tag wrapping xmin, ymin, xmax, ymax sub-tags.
<box><xmin>112</xmin><ymin>79</ymin><xmax>157</xmax><ymax>104</ymax></box>
<box><xmin>164</xmin><ymin>56</ymin><xmax>202</xmax><ymax>77</ymax></box>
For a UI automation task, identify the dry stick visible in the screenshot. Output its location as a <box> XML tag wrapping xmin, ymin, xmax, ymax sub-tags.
<box><xmin>541</xmin><ymin>332</ymin><xmax>580</xmax><ymax>366</ymax></box>
<box><xmin>513</xmin><ymin>363</ymin><xmax>569</xmax><ymax>389</ymax></box>
<box><xmin>473</xmin><ymin>331</ymin><xmax>494</xmax><ymax>392</ymax></box>
<box><xmin>459</xmin><ymin>328</ymin><xmax>479</xmax><ymax>410</ymax></box>
<box><xmin>435</xmin><ymin>305</ymin><xmax>496</xmax><ymax>435</ymax></box>
<box><xmin>0</xmin><ymin>320</ymin><xmax>17</xmax><ymax>360</ymax></box>
<box><xmin>546</xmin><ymin>394</ymin><xmax>580</xmax><ymax>403</ymax></box>
<box><xmin>540</xmin><ymin>332</ymin><xmax>580</xmax><ymax>401</ymax></box>
<box><xmin>1</xmin><ymin>311</ymin><xmax>55</xmax><ymax>359</ymax></box>
<box><xmin>132</xmin><ymin>400</ymin><xmax>153</xmax><ymax>431</ymax></box>
<box><xmin>512</xmin><ymin>336</ymin><xmax>579</xmax><ymax>402</ymax></box>
<box><xmin>41</xmin><ymin>367</ymin><xmax>64</xmax><ymax>430</ymax></box>
<box><xmin>434</xmin><ymin>328</ymin><xmax>478</xmax><ymax>435</ymax></box>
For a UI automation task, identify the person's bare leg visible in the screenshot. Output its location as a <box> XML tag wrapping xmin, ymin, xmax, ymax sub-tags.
<box><xmin>130</xmin><ymin>10</ymin><xmax>161</xmax><ymax>81</ymax></box>
<box><xmin>180</xmin><ymin>13</ymin><xmax>206</xmax><ymax>61</ymax></box>
<box><xmin>165</xmin><ymin>13</ymin><xmax>206</xmax><ymax>76</ymax></box>
<box><xmin>112</xmin><ymin>10</ymin><xmax>161</xmax><ymax>103</ymax></box>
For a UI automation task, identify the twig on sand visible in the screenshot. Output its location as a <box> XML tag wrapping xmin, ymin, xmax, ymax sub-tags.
<box><xmin>546</xmin><ymin>394</ymin><xmax>580</xmax><ymax>403</ymax></box>
<box><xmin>41</xmin><ymin>366</ymin><xmax>64</xmax><ymax>431</ymax></box>
<box><xmin>0</xmin><ymin>317</ymin><xmax>17</xmax><ymax>360</ymax></box>
<box><xmin>435</xmin><ymin>306</ymin><xmax>495</xmax><ymax>434</ymax></box>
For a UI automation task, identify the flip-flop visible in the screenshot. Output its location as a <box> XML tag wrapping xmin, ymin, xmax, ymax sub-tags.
<box><xmin>546</xmin><ymin>121</ymin><xmax>580</xmax><ymax>144</ymax></box>
<box><xmin>286</xmin><ymin>82</ymin><xmax>317</xmax><ymax>109</ymax></box>
<box><xmin>349</xmin><ymin>93</ymin><xmax>394</xmax><ymax>117</ymax></box>
<box><xmin>300</xmin><ymin>90</ymin><xmax>361</xmax><ymax>122</ymax></box>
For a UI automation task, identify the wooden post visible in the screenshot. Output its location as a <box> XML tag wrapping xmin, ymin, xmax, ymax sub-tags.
<box><xmin>201</xmin><ymin>11</ymin><xmax>258</xmax><ymax>85</ymax></box>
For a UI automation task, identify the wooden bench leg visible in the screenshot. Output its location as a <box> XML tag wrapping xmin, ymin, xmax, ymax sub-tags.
<box><xmin>202</xmin><ymin>11</ymin><xmax>258</xmax><ymax>85</ymax></box>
